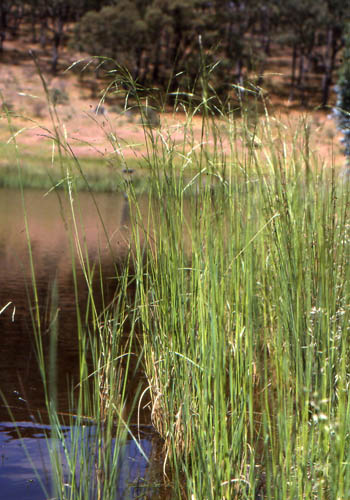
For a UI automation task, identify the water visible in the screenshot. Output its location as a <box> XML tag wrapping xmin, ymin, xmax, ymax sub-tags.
<box><xmin>0</xmin><ymin>421</ymin><xmax>155</xmax><ymax>500</ymax></box>
<box><xmin>0</xmin><ymin>188</ymin><xmax>159</xmax><ymax>499</ymax></box>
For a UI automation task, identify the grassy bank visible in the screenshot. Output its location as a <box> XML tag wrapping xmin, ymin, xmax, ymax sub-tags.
<box><xmin>8</xmin><ymin>66</ymin><xmax>350</xmax><ymax>499</ymax></box>
<box><xmin>0</xmin><ymin>136</ymin><xmax>149</xmax><ymax>192</ymax></box>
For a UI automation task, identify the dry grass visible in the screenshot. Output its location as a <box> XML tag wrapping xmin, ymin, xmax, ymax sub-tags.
<box><xmin>0</xmin><ymin>36</ymin><xmax>347</xmax><ymax>182</ymax></box>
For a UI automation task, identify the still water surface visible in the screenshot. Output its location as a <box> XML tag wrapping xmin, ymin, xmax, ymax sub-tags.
<box><xmin>0</xmin><ymin>188</ymin><xmax>158</xmax><ymax>499</ymax></box>
<box><xmin>0</xmin><ymin>421</ymin><xmax>153</xmax><ymax>499</ymax></box>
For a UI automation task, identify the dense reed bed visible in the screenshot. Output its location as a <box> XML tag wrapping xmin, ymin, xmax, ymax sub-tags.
<box><xmin>130</xmin><ymin>106</ymin><xmax>350</xmax><ymax>498</ymax></box>
<box><xmin>4</xmin><ymin>64</ymin><xmax>350</xmax><ymax>498</ymax></box>
<box><xmin>124</xmin><ymin>81</ymin><xmax>350</xmax><ymax>497</ymax></box>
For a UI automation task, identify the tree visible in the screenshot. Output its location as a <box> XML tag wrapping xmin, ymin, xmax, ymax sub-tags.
<box><xmin>24</xmin><ymin>0</ymin><xmax>112</xmax><ymax>73</ymax></box>
<box><xmin>212</xmin><ymin>0</ymin><xmax>260</xmax><ymax>83</ymax></box>
<box><xmin>272</xmin><ymin>0</ymin><xmax>324</xmax><ymax>103</ymax></box>
<box><xmin>149</xmin><ymin>0</ymin><xmax>213</xmax><ymax>86</ymax></box>
<box><xmin>334</xmin><ymin>24</ymin><xmax>350</xmax><ymax>163</ymax></box>
<box><xmin>143</xmin><ymin>3</ymin><xmax>171</xmax><ymax>83</ymax></box>
<box><xmin>319</xmin><ymin>0</ymin><xmax>349</xmax><ymax>107</ymax></box>
<box><xmin>0</xmin><ymin>0</ymin><xmax>25</xmax><ymax>52</ymax></box>
<box><xmin>73</xmin><ymin>2</ymin><xmax>148</xmax><ymax>79</ymax></box>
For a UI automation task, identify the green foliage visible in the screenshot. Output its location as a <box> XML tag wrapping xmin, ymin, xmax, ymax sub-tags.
<box><xmin>1</xmin><ymin>0</ymin><xmax>350</xmax><ymax>103</ymax></box>
<box><xmin>334</xmin><ymin>24</ymin><xmax>350</xmax><ymax>158</ymax></box>
<box><xmin>73</xmin><ymin>0</ymin><xmax>262</xmax><ymax>91</ymax></box>
<box><xmin>128</xmin><ymin>101</ymin><xmax>350</xmax><ymax>498</ymax></box>
<box><xmin>49</xmin><ymin>86</ymin><xmax>69</xmax><ymax>105</ymax></box>
<box><xmin>73</xmin><ymin>2</ymin><xmax>148</xmax><ymax>73</ymax></box>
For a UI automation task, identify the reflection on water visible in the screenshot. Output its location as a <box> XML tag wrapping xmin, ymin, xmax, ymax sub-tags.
<box><xmin>0</xmin><ymin>188</ymin><xmax>158</xmax><ymax>499</ymax></box>
<box><xmin>0</xmin><ymin>188</ymin><xmax>136</xmax><ymax>420</ymax></box>
<box><xmin>0</xmin><ymin>421</ymin><xmax>153</xmax><ymax>500</ymax></box>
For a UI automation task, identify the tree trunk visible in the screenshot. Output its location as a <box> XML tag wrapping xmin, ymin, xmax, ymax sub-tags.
<box><xmin>0</xmin><ymin>7</ymin><xmax>8</xmax><ymax>53</ymax></box>
<box><xmin>40</xmin><ymin>19</ymin><xmax>48</xmax><ymax>48</ymax></box>
<box><xmin>171</xmin><ymin>31</ymin><xmax>182</xmax><ymax>76</ymax></box>
<box><xmin>52</xmin><ymin>40</ymin><xmax>59</xmax><ymax>74</ymax></box>
<box><xmin>9</xmin><ymin>5</ymin><xmax>23</xmax><ymax>39</ymax></box>
<box><xmin>289</xmin><ymin>42</ymin><xmax>297</xmax><ymax>100</ymax></box>
<box><xmin>321</xmin><ymin>27</ymin><xmax>338</xmax><ymax>108</ymax></box>
<box><xmin>133</xmin><ymin>47</ymin><xmax>143</xmax><ymax>81</ymax></box>
<box><xmin>140</xmin><ymin>54</ymin><xmax>149</xmax><ymax>83</ymax></box>
<box><xmin>225</xmin><ymin>20</ymin><xmax>235</xmax><ymax>60</ymax></box>
<box><xmin>297</xmin><ymin>52</ymin><xmax>305</xmax><ymax>87</ymax></box>
<box><xmin>260</xmin><ymin>7</ymin><xmax>271</xmax><ymax>55</ymax></box>
<box><xmin>30</xmin><ymin>13</ymin><xmax>37</xmax><ymax>43</ymax></box>
<box><xmin>152</xmin><ymin>38</ymin><xmax>161</xmax><ymax>83</ymax></box>
<box><xmin>51</xmin><ymin>18</ymin><xmax>64</xmax><ymax>74</ymax></box>
<box><xmin>235</xmin><ymin>58</ymin><xmax>243</xmax><ymax>84</ymax></box>
<box><xmin>297</xmin><ymin>52</ymin><xmax>309</xmax><ymax>106</ymax></box>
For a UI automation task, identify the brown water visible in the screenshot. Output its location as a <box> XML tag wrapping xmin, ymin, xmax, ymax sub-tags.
<box><xmin>0</xmin><ymin>188</ymin><xmax>159</xmax><ymax>499</ymax></box>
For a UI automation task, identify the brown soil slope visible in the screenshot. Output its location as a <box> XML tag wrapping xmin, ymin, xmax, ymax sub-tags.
<box><xmin>0</xmin><ymin>32</ymin><xmax>346</xmax><ymax>174</ymax></box>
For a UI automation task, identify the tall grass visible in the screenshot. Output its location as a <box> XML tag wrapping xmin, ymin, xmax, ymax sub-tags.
<box><xmin>122</xmin><ymin>77</ymin><xmax>350</xmax><ymax>498</ymax></box>
<box><xmin>4</xmin><ymin>57</ymin><xmax>350</xmax><ymax>499</ymax></box>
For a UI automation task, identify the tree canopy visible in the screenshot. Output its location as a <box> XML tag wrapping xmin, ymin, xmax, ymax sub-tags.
<box><xmin>1</xmin><ymin>0</ymin><xmax>350</xmax><ymax>105</ymax></box>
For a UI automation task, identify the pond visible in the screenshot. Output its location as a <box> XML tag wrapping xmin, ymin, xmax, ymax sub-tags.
<box><xmin>0</xmin><ymin>188</ymin><xmax>162</xmax><ymax>499</ymax></box>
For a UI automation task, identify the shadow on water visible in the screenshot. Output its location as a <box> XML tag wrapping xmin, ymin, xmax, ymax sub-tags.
<box><xmin>0</xmin><ymin>421</ymin><xmax>156</xmax><ymax>500</ymax></box>
<box><xmin>0</xmin><ymin>188</ymin><xmax>166</xmax><ymax>499</ymax></box>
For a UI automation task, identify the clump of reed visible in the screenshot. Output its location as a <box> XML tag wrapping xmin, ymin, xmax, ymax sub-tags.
<box><xmin>120</xmin><ymin>72</ymin><xmax>350</xmax><ymax>498</ymax></box>
<box><xmin>5</xmin><ymin>55</ymin><xmax>350</xmax><ymax>499</ymax></box>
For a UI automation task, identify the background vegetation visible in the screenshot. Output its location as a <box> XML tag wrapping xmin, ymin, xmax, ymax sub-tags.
<box><xmin>1</xmin><ymin>0</ymin><xmax>350</xmax><ymax>106</ymax></box>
